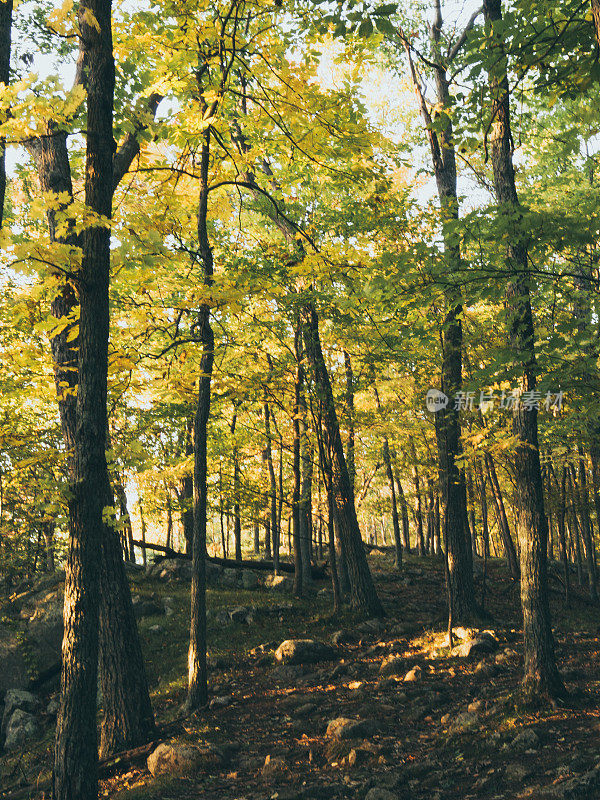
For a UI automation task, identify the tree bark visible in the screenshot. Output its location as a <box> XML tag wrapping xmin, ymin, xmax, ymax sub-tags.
<box><xmin>53</xmin><ymin>1</ymin><xmax>114</xmax><ymax>796</ymax></box>
<box><xmin>300</xmin><ymin>302</ymin><xmax>383</xmax><ymax>616</ymax></box>
<box><xmin>0</xmin><ymin>0</ymin><xmax>12</xmax><ymax>229</ymax></box>
<box><xmin>292</xmin><ymin>326</ymin><xmax>304</xmax><ymax>595</ymax></box>
<box><xmin>484</xmin><ymin>0</ymin><xmax>563</xmax><ymax>698</ymax></box>
<box><xmin>485</xmin><ymin>453</ymin><xmax>519</xmax><ymax>578</ymax></box>
<box><xmin>405</xmin><ymin>5</ymin><xmax>474</xmax><ymax>617</ymax></box>
<box><xmin>231</xmin><ymin>410</ymin><xmax>243</xmax><ymax>562</ymax></box>
<box><xmin>374</xmin><ymin>386</ymin><xmax>402</xmax><ymax>568</ymax></box>
<box><xmin>186</xmin><ymin>106</ymin><xmax>214</xmax><ymax>712</ymax></box>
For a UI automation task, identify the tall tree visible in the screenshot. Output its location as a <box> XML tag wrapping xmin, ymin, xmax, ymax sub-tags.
<box><xmin>53</xmin><ymin>0</ymin><xmax>115</xmax><ymax>796</ymax></box>
<box><xmin>483</xmin><ymin>0</ymin><xmax>563</xmax><ymax>698</ymax></box>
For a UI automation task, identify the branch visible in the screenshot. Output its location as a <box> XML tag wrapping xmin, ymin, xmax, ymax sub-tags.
<box><xmin>447</xmin><ymin>6</ymin><xmax>483</xmax><ymax>63</ymax></box>
<box><xmin>113</xmin><ymin>93</ymin><xmax>163</xmax><ymax>190</ymax></box>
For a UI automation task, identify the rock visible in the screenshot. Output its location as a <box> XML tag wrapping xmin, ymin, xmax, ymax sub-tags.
<box><xmin>2</xmin><ymin>689</ymin><xmax>41</xmax><ymax>738</ymax></box>
<box><xmin>274</xmin><ymin>639</ymin><xmax>336</xmax><ymax>665</ymax></box>
<box><xmin>544</xmin><ymin>760</ymin><xmax>600</xmax><ymax>799</ymax></box>
<box><xmin>403</xmin><ymin>665</ymin><xmax>422</xmax><ymax>683</ymax></box>
<box><xmin>451</xmin><ymin>635</ymin><xmax>498</xmax><ymax>659</ymax></box>
<box><xmin>294</xmin><ymin>702</ymin><xmax>317</xmax><ymax>718</ymax></box>
<box><xmin>474</xmin><ymin>659</ymin><xmax>498</xmax><ymax>678</ymax></box>
<box><xmin>205</xmin><ymin>562</ymin><xmax>223</xmax><ymax>585</ymax></box>
<box><xmin>379</xmin><ymin>655</ymin><xmax>405</xmax><ymax>677</ymax></box>
<box><xmin>241</xmin><ymin>570</ymin><xmax>259</xmax><ymax>590</ymax></box>
<box><xmin>331</xmin><ymin>629</ymin><xmax>358</xmax><ymax>646</ymax></box>
<box><xmin>132</xmin><ymin>598</ymin><xmax>165</xmax><ymax>619</ymax></box>
<box><xmin>209</xmin><ymin>696</ymin><xmax>231</xmax><ymax>709</ymax></box>
<box><xmin>325</xmin><ymin>717</ymin><xmax>377</xmax><ymax>740</ymax></box>
<box><xmin>365</xmin><ymin>790</ymin><xmax>397</xmax><ymax>800</ymax></box>
<box><xmin>153</xmin><ymin>558</ymin><xmax>192</xmax><ymax>582</ymax></box>
<box><xmin>272</xmin><ymin>664</ymin><xmax>303</xmax><ymax>683</ymax></box>
<box><xmin>467</xmin><ymin>699</ymin><xmax>484</xmax><ymax>713</ymax></box>
<box><xmin>505</xmin><ymin>763</ymin><xmax>532</xmax><ymax>781</ymax></box>
<box><xmin>0</xmin><ymin>628</ymin><xmax>30</xmax><ymax>692</ymax></box>
<box><xmin>4</xmin><ymin>709</ymin><xmax>41</xmax><ymax>750</ymax></box>
<box><xmin>265</xmin><ymin>575</ymin><xmax>293</xmax><ymax>592</ymax></box>
<box><xmin>510</xmin><ymin>728</ymin><xmax>539</xmax><ymax>751</ymax></box>
<box><xmin>449</xmin><ymin>711</ymin><xmax>479</xmax><ymax>733</ymax></box>
<box><xmin>229</xmin><ymin>606</ymin><xmax>251</xmax><ymax>624</ymax></box>
<box><xmin>261</xmin><ymin>754</ymin><xmax>289</xmax><ymax>780</ymax></box>
<box><xmin>355</xmin><ymin>619</ymin><xmax>385</xmax><ymax>636</ymax></box>
<box><xmin>46</xmin><ymin>697</ymin><xmax>59</xmax><ymax>716</ymax></box>
<box><xmin>147</xmin><ymin>742</ymin><xmax>223</xmax><ymax>776</ymax></box>
<box><xmin>222</xmin><ymin>568</ymin><xmax>241</xmax><ymax>587</ymax></box>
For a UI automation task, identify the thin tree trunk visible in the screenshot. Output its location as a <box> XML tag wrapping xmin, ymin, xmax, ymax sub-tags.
<box><xmin>187</xmin><ymin>91</ymin><xmax>214</xmax><ymax>711</ymax></box>
<box><xmin>343</xmin><ymin>350</ymin><xmax>356</xmax><ymax>493</ymax></box>
<box><xmin>374</xmin><ymin>386</ymin><xmax>402</xmax><ymax>568</ymax></box>
<box><xmin>300</xmin><ymin>303</ymin><xmax>383</xmax><ymax>616</ymax></box>
<box><xmin>263</xmin><ymin>397</ymin><xmax>278</xmax><ymax>573</ymax></box>
<box><xmin>231</xmin><ymin>410</ymin><xmax>242</xmax><ymax>562</ymax></box>
<box><xmin>576</xmin><ymin>450</ymin><xmax>598</xmax><ymax>601</ymax></box>
<box><xmin>0</xmin><ymin>0</ymin><xmax>11</xmax><ymax>230</ymax></box>
<box><xmin>292</xmin><ymin>326</ymin><xmax>303</xmax><ymax>596</ymax></box>
<box><xmin>139</xmin><ymin>498</ymin><xmax>147</xmax><ymax>568</ymax></box>
<box><xmin>485</xmin><ymin>453</ymin><xmax>520</xmax><ymax>579</ymax></box>
<box><xmin>405</xmin><ymin>7</ymin><xmax>474</xmax><ymax>619</ymax></box>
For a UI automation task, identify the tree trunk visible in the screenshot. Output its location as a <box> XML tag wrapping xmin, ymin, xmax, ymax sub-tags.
<box><xmin>299</xmin><ymin>388</ymin><xmax>313</xmax><ymax>590</ymax></box>
<box><xmin>292</xmin><ymin>327</ymin><xmax>304</xmax><ymax>596</ymax></box>
<box><xmin>187</xmin><ymin>106</ymin><xmax>214</xmax><ymax>711</ymax></box>
<box><xmin>263</xmin><ymin>398</ymin><xmax>278</xmax><ymax>572</ymax></box>
<box><xmin>374</xmin><ymin>386</ymin><xmax>402</xmax><ymax>568</ymax></box>
<box><xmin>300</xmin><ymin>302</ymin><xmax>383</xmax><ymax>616</ymax></box>
<box><xmin>231</xmin><ymin>410</ymin><xmax>242</xmax><ymax>562</ymax></box>
<box><xmin>343</xmin><ymin>350</ymin><xmax>356</xmax><ymax>493</ymax></box>
<box><xmin>484</xmin><ymin>0</ymin><xmax>563</xmax><ymax>698</ymax></box>
<box><xmin>405</xmin><ymin>10</ymin><xmax>474</xmax><ymax>618</ymax></box>
<box><xmin>53</xmin><ymin>2</ymin><xmax>114</xmax><ymax>796</ymax></box>
<box><xmin>0</xmin><ymin>0</ymin><xmax>12</xmax><ymax>230</ymax></box>
<box><xmin>180</xmin><ymin>417</ymin><xmax>194</xmax><ymax>557</ymax></box>
<box><xmin>114</xmin><ymin>479</ymin><xmax>135</xmax><ymax>563</ymax></box>
<box><xmin>139</xmin><ymin>498</ymin><xmax>147</xmax><ymax>568</ymax></box>
<box><xmin>576</xmin><ymin>451</ymin><xmax>598</xmax><ymax>601</ymax></box>
<box><xmin>485</xmin><ymin>453</ymin><xmax>520</xmax><ymax>578</ymax></box>
<box><xmin>410</xmin><ymin>441</ymin><xmax>426</xmax><ymax>557</ymax></box>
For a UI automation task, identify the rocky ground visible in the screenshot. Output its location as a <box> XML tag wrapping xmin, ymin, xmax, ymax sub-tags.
<box><xmin>1</xmin><ymin>552</ymin><xmax>600</xmax><ymax>799</ymax></box>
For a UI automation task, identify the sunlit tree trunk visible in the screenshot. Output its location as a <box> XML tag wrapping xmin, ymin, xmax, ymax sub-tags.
<box><xmin>53</xmin><ymin>1</ymin><xmax>114</xmax><ymax>796</ymax></box>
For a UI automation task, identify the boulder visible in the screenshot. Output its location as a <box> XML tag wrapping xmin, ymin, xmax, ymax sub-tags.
<box><xmin>265</xmin><ymin>575</ymin><xmax>293</xmax><ymax>592</ymax></box>
<box><xmin>379</xmin><ymin>655</ymin><xmax>405</xmax><ymax>677</ymax></box>
<box><xmin>365</xmin><ymin>789</ymin><xmax>397</xmax><ymax>800</ymax></box>
<box><xmin>229</xmin><ymin>606</ymin><xmax>252</xmax><ymax>624</ymax></box>
<box><xmin>241</xmin><ymin>570</ymin><xmax>259</xmax><ymax>590</ymax></box>
<box><xmin>261</xmin><ymin>754</ymin><xmax>289</xmax><ymax>780</ymax></box>
<box><xmin>544</xmin><ymin>760</ymin><xmax>600</xmax><ymax>799</ymax></box>
<box><xmin>147</xmin><ymin>742</ymin><xmax>223</xmax><ymax>776</ymax></box>
<box><xmin>0</xmin><ymin>631</ymin><xmax>30</xmax><ymax>693</ymax></box>
<box><xmin>4</xmin><ymin>709</ymin><xmax>41</xmax><ymax>750</ymax></box>
<box><xmin>325</xmin><ymin>717</ymin><xmax>377</xmax><ymax>740</ymax></box>
<box><xmin>509</xmin><ymin>728</ymin><xmax>539</xmax><ymax>751</ymax></box>
<box><xmin>221</xmin><ymin>568</ymin><xmax>241</xmax><ymax>587</ymax></box>
<box><xmin>403</xmin><ymin>665</ymin><xmax>422</xmax><ymax>683</ymax></box>
<box><xmin>132</xmin><ymin>598</ymin><xmax>165</xmax><ymax>619</ymax></box>
<box><xmin>274</xmin><ymin>639</ymin><xmax>336</xmax><ymax>665</ymax></box>
<box><xmin>452</xmin><ymin>632</ymin><xmax>498</xmax><ymax>659</ymax></box>
<box><xmin>2</xmin><ymin>689</ymin><xmax>41</xmax><ymax>738</ymax></box>
<box><xmin>449</xmin><ymin>711</ymin><xmax>479</xmax><ymax>734</ymax></box>
<box><xmin>331</xmin><ymin>629</ymin><xmax>358</xmax><ymax>646</ymax></box>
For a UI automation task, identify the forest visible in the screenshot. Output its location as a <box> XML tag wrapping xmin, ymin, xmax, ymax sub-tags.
<box><xmin>1</xmin><ymin>0</ymin><xmax>600</xmax><ymax>798</ymax></box>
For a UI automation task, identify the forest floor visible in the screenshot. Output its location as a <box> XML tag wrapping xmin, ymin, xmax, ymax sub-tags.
<box><xmin>3</xmin><ymin>551</ymin><xmax>600</xmax><ymax>799</ymax></box>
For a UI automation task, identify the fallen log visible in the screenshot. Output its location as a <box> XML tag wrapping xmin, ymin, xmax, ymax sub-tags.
<box><xmin>132</xmin><ymin>541</ymin><xmax>328</xmax><ymax>579</ymax></box>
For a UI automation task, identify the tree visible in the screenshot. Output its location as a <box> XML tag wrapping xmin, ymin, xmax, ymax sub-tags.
<box><xmin>482</xmin><ymin>0</ymin><xmax>563</xmax><ymax>699</ymax></box>
<box><xmin>53</xmin><ymin>0</ymin><xmax>115</xmax><ymax>797</ymax></box>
